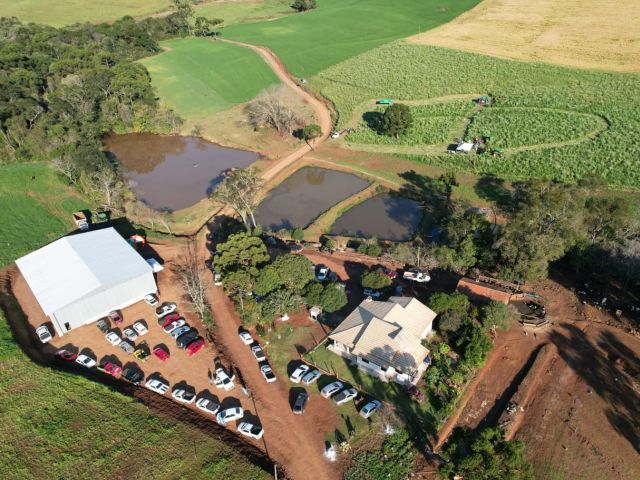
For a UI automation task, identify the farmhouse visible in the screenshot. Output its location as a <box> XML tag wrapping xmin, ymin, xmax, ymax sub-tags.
<box><xmin>328</xmin><ymin>297</ymin><xmax>436</xmax><ymax>385</ymax></box>
<box><xmin>15</xmin><ymin>227</ymin><xmax>157</xmax><ymax>337</ymax></box>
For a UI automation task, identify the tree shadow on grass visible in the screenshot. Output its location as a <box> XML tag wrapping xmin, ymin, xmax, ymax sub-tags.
<box><xmin>474</xmin><ymin>174</ymin><xmax>513</xmax><ymax>212</ymax></box>
<box><xmin>362</xmin><ymin>111</ymin><xmax>384</xmax><ymax>135</ymax></box>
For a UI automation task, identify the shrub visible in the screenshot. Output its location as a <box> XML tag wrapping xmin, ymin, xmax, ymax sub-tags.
<box><xmin>291</xmin><ymin>0</ymin><xmax>316</xmax><ymax>12</ymax></box>
<box><xmin>428</xmin><ymin>292</ymin><xmax>470</xmax><ymax>315</ymax></box>
<box><xmin>361</xmin><ymin>270</ymin><xmax>392</xmax><ymax>290</ymax></box>
<box><xmin>481</xmin><ymin>301</ymin><xmax>512</xmax><ymax>331</ymax></box>
<box><xmin>320</xmin><ymin>284</ymin><xmax>348</xmax><ymax>312</ymax></box>
<box><xmin>291</xmin><ymin>226</ymin><xmax>305</xmax><ymax>241</ymax></box>
<box><xmin>382</xmin><ymin>103</ymin><xmax>413</xmax><ymax>137</ymax></box>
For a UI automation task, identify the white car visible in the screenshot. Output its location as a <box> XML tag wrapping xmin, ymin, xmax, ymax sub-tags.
<box><xmin>289</xmin><ymin>364</ymin><xmax>310</xmax><ymax>383</ymax></box>
<box><xmin>238</xmin><ymin>331</ymin><xmax>253</xmax><ymax>345</ymax></box>
<box><xmin>302</xmin><ymin>369</ymin><xmax>321</xmax><ymax>385</ymax></box>
<box><xmin>132</xmin><ymin>321</ymin><xmax>148</xmax><ymax>336</ymax></box>
<box><xmin>333</xmin><ymin>387</ymin><xmax>358</xmax><ymax>405</ymax></box>
<box><xmin>260</xmin><ymin>364</ymin><xmax>276</xmax><ymax>383</ymax></box>
<box><xmin>216</xmin><ymin>407</ymin><xmax>243</xmax><ymax>426</ymax></box>
<box><xmin>172</xmin><ymin>388</ymin><xmax>196</xmax><ymax>404</ymax></box>
<box><xmin>144</xmin><ymin>294</ymin><xmax>159</xmax><ymax>306</ymax></box>
<box><xmin>237</xmin><ymin>422</ymin><xmax>264</xmax><ymax>440</ymax></box>
<box><xmin>105</xmin><ymin>331</ymin><xmax>122</xmax><ymax>346</ymax></box>
<box><xmin>36</xmin><ymin>325</ymin><xmax>52</xmax><ymax>343</ymax></box>
<box><xmin>324</xmin><ymin>442</ymin><xmax>337</xmax><ymax>461</ymax></box>
<box><xmin>156</xmin><ymin>303</ymin><xmax>177</xmax><ymax>318</ymax></box>
<box><xmin>359</xmin><ymin>399</ymin><xmax>381</xmax><ymax>419</ymax></box>
<box><xmin>251</xmin><ymin>345</ymin><xmax>266</xmax><ymax>361</ymax></box>
<box><xmin>316</xmin><ymin>265</ymin><xmax>330</xmax><ymax>281</ymax></box>
<box><xmin>321</xmin><ymin>381</ymin><xmax>343</xmax><ymax>398</ymax></box>
<box><xmin>214</xmin><ymin>367</ymin><xmax>235</xmax><ymax>391</ymax></box>
<box><xmin>75</xmin><ymin>354</ymin><xmax>96</xmax><ymax>368</ymax></box>
<box><xmin>122</xmin><ymin>327</ymin><xmax>138</xmax><ymax>342</ymax></box>
<box><xmin>331</xmin><ymin>131</ymin><xmax>340</xmax><ymax>139</ymax></box>
<box><xmin>145</xmin><ymin>378</ymin><xmax>169</xmax><ymax>394</ymax></box>
<box><xmin>163</xmin><ymin>318</ymin><xmax>186</xmax><ymax>334</ymax></box>
<box><xmin>196</xmin><ymin>397</ymin><xmax>220</xmax><ymax>415</ymax></box>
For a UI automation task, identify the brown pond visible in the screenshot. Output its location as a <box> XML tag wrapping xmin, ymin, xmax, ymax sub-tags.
<box><xmin>105</xmin><ymin>133</ymin><xmax>259</xmax><ymax>211</ymax></box>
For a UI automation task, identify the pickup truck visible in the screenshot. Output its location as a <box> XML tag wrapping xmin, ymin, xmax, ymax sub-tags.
<box><xmin>402</xmin><ymin>269</ymin><xmax>431</xmax><ymax>283</ymax></box>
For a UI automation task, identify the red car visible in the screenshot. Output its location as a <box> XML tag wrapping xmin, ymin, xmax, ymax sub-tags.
<box><xmin>108</xmin><ymin>310</ymin><xmax>123</xmax><ymax>325</ymax></box>
<box><xmin>377</xmin><ymin>266</ymin><xmax>398</xmax><ymax>280</ymax></box>
<box><xmin>159</xmin><ymin>313</ymin><xmax>181</xmax><ymax>328</ymax></box>
<box><xmin>153</xmin><ymin>346</ymin><xmax>170</xmax><ymax>362</ymax></box>
<box><xmin>185</xmin><ymin>338</ymin><xmax>205</xmax><ymax>356</ymax></box>
<box><xmin>55</xmin><ymin>349</ymin><xmax>78</xmax><ymax>361</ymax></box>
<box><xmin>98</xmin><ymin>361</ymin><xmax>122</xmax><ymax>377</ymax></box>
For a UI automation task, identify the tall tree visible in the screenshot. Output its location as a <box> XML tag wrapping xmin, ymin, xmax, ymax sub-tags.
<box><xmin>382</xmin><ymin>103</ymin><xmax>412</xmax><ymax>137</ymax></box>
<box><xmin>211</xmin><ymin>167</ymin><xmax>263</xmax><ymax>229</ymax></box>
<box><xmin>271</xmin><ymin>254</ymin><xmax>315</xmax><ymax>292</ymax></box>
<box><xmin>213</xmin><ymin>232</ymin><xmax>269</xmax><ymax>276</ymax></box>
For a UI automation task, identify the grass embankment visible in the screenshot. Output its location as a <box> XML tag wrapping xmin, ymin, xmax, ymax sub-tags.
<box><xmin>223</xmin><ymin>0</ymin><xmax>481</xmax><ymax>78</ymax></box>
<box><xmin>314</xmin><ymin>44</ymin><xmax>640</xmax><ymax>187</ymax></box>
<box><xmin>140</xmin><ymin>37</ymin><xmax>280</xmax><ymax>119</ymax></box>
<box><xmin>0</xmin><ymin>310</ymin><xmax>268</xmax><ymax>480</ymax></box>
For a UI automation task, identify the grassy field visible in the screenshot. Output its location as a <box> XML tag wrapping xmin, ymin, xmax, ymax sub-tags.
<box><xmin>0</xmin><ymin>310</ymin><xmax>268</xmax><ymax>480</ymax></box>
<box><xmin>314</xmin><ymin>44</ymin><xmax>640</xmax><ymax>187</ymax></box>
<box><xmin>223</xmin><ymin>0</ymin><xmax>481</xmax><ymax>77</ymax></box>
<box><xmin>0</xmin><ymin>0</ymin><xmax>170</xmax><ymax>27</ymax></box>
<box><xmin>409</xmin><ymin>0</ymin><xmax>640</xmax><ymax>73</ymax></box>
<box><xmin>196</xmin><ymin>0</ymin><xmax>293</xmax><ymax>26</ymax></box>
<box><xmin>140</xmin><ymin>37</ymin><xmax>279</xmax><ymax>118</ymax></box>
<box><xmin>0</xmin><ymin>164</ymin><xmax>90</xmax><ymax>268</ymax></box>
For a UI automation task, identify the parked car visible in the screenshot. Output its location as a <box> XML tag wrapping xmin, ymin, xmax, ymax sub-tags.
<box><xmin>196</xmin><ymin>397</ymin><xmax>220</xmax><ymax>415</ymax></box>
<box><xmin>156</xmin><ymin>303</ymin><xmax>177</xmax><ymax>318</ymax></box>
<box><xmin>316</xmin><ymin>264</ymin><xmax>330</xmax><ymax>281</ymax></box>
<box><xmin>251</xmin><ymin>345</ymin><xmax>266</xmax><ymax>361</ymax></box>
<box><xmin>153</xmin><ymin>346</ymin><xmax>170</xmax><ymax>361</ymax></box>
<box><xmin>321</xmin><ymin>381</ymin><xmax>343</xmax><ymax>398</ymax></box>
<box><xmin>163</xmin><ymin>318</ymin><xmax>185</xmax><ymax>334</ymax></box>
<box><xmin>169</xmin><ymin>324</ymin><xmax>190</xmax><ymax>339</ymax></box>
<box><xmin>36</xmin><ymin>325</ymin><xmax>52</xmax><ymax>343</ymax></box>
<box><xmin>133</xmin><ymin>347</ymin><xmax>150</xmax><ymax>362</ymax></box>
<box><xmin>377</xmin><ymin>266</ymin><xmax>398</xmax><ymax>279</ymax></box>
<box><xmin>333</xmin><ymin>387</ymin><xmax>358</xmax><ymax>405</ymax></box>
<box><xmin>176</xmin><ymin>329</ymin><xmax>199</xmax><ymax>349</ymax></box>
<box><xmin>96</xmin><ymin>318</ymin><xmax>110</xmax><ymax>333</ymax></box>
<box><xmin>108</xmin><ymin>310</ymin><xmax>123</xmax><ymax>325</ymax></box>
<box><xmin>237</xmin><ymin>422</ymin><xmax>264</xmax><ymax>440</ymax></box>
<box><xmin>132</xmin><ymin>321</ymin><xmax>148</xmax><ymax>336</ymax></box>
<box><xmin>216</xmin><ymin>407</ymin><xmax>244</xmax><ymax>426</ymax></box>
<box><xmin>145</xmin><ymin>378</ymin><xmax>169</xmax><ymax>394</ymax></box>
<box><xmin>363</xmin><ymin>288</ymin><xmax>382</xmax><ymax>299</ymax></box>
<box><xmin>98</xmin><ymin>361</ymin><xmax>122</xmax><ymax>378</ymax></box>
<box><xmin>75</xmin><ymin>354</ymin><xmax>96</xmax><ymax>368</ymax></box>
<box><xmin>144</xmin><ymin>294</ymin><xmax>159</xmax><ymax>306</ymax></box>
<box><xmin>331</xmin><ymin>131</ymin><xmax>340</xmax><ymax>139</ymax></box>
<box><xmin>159</xmin><ymin>313</ymin><xmax>181</xmax><ymax>328</ymax></box>
<box><xmin>324</xmin><ymin>442</ymin><xmax>337</xmax><ymax>462</ymax></box>
<box><xmin>238</xmin><ymin>331</ymin><xmax>253</xmax><ymax>345</ymax></box>
<box><xmin>288</xmin><ymin>242</ymin><xmax>303</xmax><ymax>254</ymax></box>
<box><xmin>119</xmin><ymin>340</ymin><xmax>134</xmax><ymax>354</ymax></box>
<box><xmin>123</xmin><ymin>327</ymin><xmax>138</xmax><ymax>342</ymax></box>
<box><xmin>260</xmin><ymin>364</ymin><xmax>276</xmax><ymax>383</ymax></box>
<box><xmin>55</xmin><ymin>349</ymin><xmax>77</xmax><ymax>361</ymax></box>
<box><xmin>402</xmin><ymin>269</ymin><xmax>431</xmax><ymax>283</ymax></box>
<box><xmin>302</xmin><ymin>369</ymin><xmax>320</xmax><ymax>385</ymax></box>
<box><xmin>359</xmin><ymin>399</ymin><xmax>381</xmax><ymax>419</ymax></box>
<box><xmin>105</xmin><ymin>330</ymin><xmax>122</xmax><ymax>346</ymax></box>
<box><xmin>185</xmin><ymin>338</ymin><xmax>205</xmax><ymax>356</ymax></box>
<box><xmin>214</xmin><ymin>367</ymin><xmax>235</xmax><ymax>391</ymax></box>
<box><xmin>289</xmin><ymin>364</ymin><xmax>310</xmax><ymax>383</ymax></box>
<box><xmin>172</xmin><ymin>388</ymin><xmax>196</xmax><ymax>404</ymax></box>
<box><xmin>122</xmin><ymin>368</ymin><xmax>144</xmax><ymax>385</ymax></box>
<box><xmin>292</xmin><ymin>392</ymin><xmax>309</xmax><ymax>414</ymax></box>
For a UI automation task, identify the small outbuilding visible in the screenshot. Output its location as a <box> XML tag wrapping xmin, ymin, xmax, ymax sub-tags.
<box><xmin>16</xmin><ymin>227</ymin><xmax>157</xmax><ymax>337</ymax></box>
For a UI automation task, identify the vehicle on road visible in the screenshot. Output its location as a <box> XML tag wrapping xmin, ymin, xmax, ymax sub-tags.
<box><xmin>237</xmin><ymin>422</ymin><xmax>264</xmax><ymax>440</ymax></box>
<box><xmin>251</xmin><ymin>345</ymin><xmax>266</xmax><ymax>361</ymax></box>
<box><xmin>289</xmin><ymin>364</ymin><xmax>310</xmax><ymax>383</ymax></box>
<box><xmin>293</xmin><ymin>392</ymin><xmax>309</xmax><ymax>414</ymax></box>
<box><xmin>321</xmin><ymin>381</ymin><xmax>343</xmax><ymax>398</ymax></box>
<box><xmin>377</xmin><ymin>266</ymin><xmax>398</xmax><ymax>279</ymax></box>
<box><xmin>98</xmin><ymin>361</ymin><xmax>122</xmax><ymax>378</ymax></box>
<box><xmin>260</xmin><ymin>364</ymin><xmax>276</xmax><ymax>383</ymax></box>
<box><xmin>36</xmin><ymin>325</ymin><xmax>52</xmax><ymax>343</ymax></box>
<box><xmin>156</xmin><ymin>303</ymin><xmax>177</xmax><ymax>318</ymax></box>
<box><xmin>402</xmin><ymin>269</ymin><xmax>431</xmax><ymax>283</ymax></box>
<box><xmin>333</xmin><ymin>387</ymin><xmax>358</xmax><ymax>405</ymax></box>
<box><xmin>105</xmin><ymin>330</ymin><xmax>121</xmax><ymax>346</ymax></box>
<box><xmin>108</xmin><ymin>310</ymin><xmax>123</xmax><ymax>325</ymax></box>
<box><xmin>144</xmin><ymin>294</ymin><xmax>159</xmax><ymax>306</ymax></box>
<box><xmin>316</xmin><ymin>264</ymin><xmax>330</xmax><ymax>281</ymax></box>
<box><xmin>170</xmin><ymin>324</ymin><xmax>190</xmax><ymax>340</ymax></box>
<box><xmin>123</xmin><ymin>327</ymin><xmax>137</xmax><ymax>342</ymax></box>
<box><xmin>185</xmin><ymin>338</ymin><xmax>205</xmax><ymax>356</ymax></box>
<box><xmin>133</xmin><ymin>347</ymin><xmax>150</xmax><ymax>362</ymax></box>
<box><xmin>96</xmin><ymin>318</ymin><xmax>110</xmax><ymax>333</ymax></box>
<box><xmin>122</xmin><ymin>368</ymin><xmax>144</xmax><ymax>385</ymax></box>
<box><xmin>302</xmin><ymin>369</ymin><xmax>320</xmax><ymax>385</ymax></box>
<box><xmin>55</xmin><ymin>349</ymin><xmax>77</xmax><ymax>361</ymax></box>
<box><xmin>163</xmin><ymin>318</ymin><xmax>186</xmax><ymax>334</ymax></box>
<box><xmin>153</xmin><ymin>346</ymin><xmax>170</xmax><ymax>361</ymax></box>
<box><xmin>363</xmin><ymin>288</ymin><xmax>382</xmax><ymax>299</ymax></box>
<box><xmin>359</xmin><ymin>399</ymin><xmax>381</xmax><ymax>418</ymax></box>
<box><xmin>196</xmin><ymin>397</ymin><xmax>220</xmax><ymax>415</ymax></box>
<box><xmin>238</xmin><ymin>331</ymin><xmax>253</xmax><ymax>345</ymax></box>
<box><xmin>75</xmin><ymin>354</ymin><xmax>96</xmax><ymax>368</ymax></box>
<box><xmin>172</xmin><ymin>388</ymin><xmax>196</xmax><ymax>404</ymax></box>
<box><xmin>132</xmin><ymin>321</ymin><xmax>148</xmax><ymax>336</ymax></box>
<box><xmin>216</xmin><ymin>407</ymin><xmax>243</xmax><ymax>426</ymax></box>
<box><xmin>119</xmin><ymin>340</ymin><xmax>134</xmax><ymax>355</ymax></box>
<box><xmin>176</xmin><ymin>329</ymin><xmax>199</xmax><ymax>349</ymax></box>
<box><xmin>145</xmin><ymin>378</ymin><xmax>169</xmax><ymax>394</ymax></box>
<box><xmin>214</xmin><ymin>367</ymin><xmax>235</xmax><ymax>391</ymax></box>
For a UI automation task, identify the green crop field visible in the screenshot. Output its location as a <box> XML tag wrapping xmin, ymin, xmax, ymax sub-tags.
<box><xmin>223</xmin><ymin>0</ymin><xmax>481</xmax><ymax>77</ymax></box>
<box><xmin>141</xmin><ymin>37</ymin><xmax>279</xmax><ymax>119</ymax></box>
<box><xmin>0</xmin><ymin>311</ymin><xmax>268</xmax><ymax>480</ymax></box>
<box><xmin>314</xmin><ymin>44</ymin><xmax>640</xmax><ymax>187</ymax></box>
<box><xmin>0</xmin><ymin>0</ymin><xmax>170</xmax><ymax>27</ymax></box>
<box><xmin>0</xmin><ymin>164</ymin><xmax>90</xmax><ymax>268</ymax></box>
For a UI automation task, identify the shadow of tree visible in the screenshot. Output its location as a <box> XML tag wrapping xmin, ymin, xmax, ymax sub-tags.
<box><xmin>362</xmin><ymin>111</ymin><xmax>384</xmax><ymax>135</ymax></box>
<box><xmin>474</xmin><ymin>174</ymin><xmax>512</xmax><ymax>212</ymax></box>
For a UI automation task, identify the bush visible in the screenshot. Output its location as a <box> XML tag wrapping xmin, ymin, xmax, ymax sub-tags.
<box><xmin>358</xmin><ymin>242</ymin><xmax>381</xmax><ymax>257</ymax></box>
<box><xmin>320</xmin><ymin>284</ymin><xmax>348</xmax><ymax>312</ymax></box>
<box><xmin>361</xmin><ymin>270</ymin><xmax>392</xmax><ymax>290</ymax></box>
<box><xmin>291</xmin><ymin>0</ymin><xmax>316</xmax><ymax>12</ymax></box>
<box><xmin>291</xmin><ymin>226</ymin><xmax>304</xmax><ymax>241</ymax></box>
<box><xmin>428</xmin><ymin>292</ymin><xmax>470</xmax><ymax>315</ymax></box>
<box><xmin>438</xmin><ymin>310</ymin><xmax>465</xmax><ymax>336</ymax></box>
<box><xmin>382</xmin><ymin>103</ymin><xmax>412</xmax><ymax>137</ymax></box>
<box><xmin>481</xmin><ymin>301</ymin><xmax>512</xmax><ymax>331</ymax></box>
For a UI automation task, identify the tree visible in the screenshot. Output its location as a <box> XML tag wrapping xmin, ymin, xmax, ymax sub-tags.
<box><xmin>481</xmin><ymin>301</ymin><xmax>511</xmax><ymax>331</ymax></box>
<box><xmin>302</xmin><ymin>123</ymin><xmax>322</xmax><ymax>145</ymax></box>
<box><xmin>271</xmin><ymin>254</ymin><xmax>315</xmax><ymax>292</ymax></box>
<box><xmin>194</xmin><ymin>16</ymin><xmax>223</xmax><ymax>37</ymax></box>
<box><xmin>223</xmin><ymin>270</ymin><xmax>254</xmax><ymax>313</ymax></box>
<box><xmin>361</xmin><ymin>271</ymin><xmax>392</xmax><ymax>290</ymax></box>
<box><xmin>262</xmin><ymin>288</ymin><xmax>303</xmax><ymax>322</ymax></box>
<box><xmin>457</xmin><ymin>323</ymin><xmax>493</xmax><ymax>368</ymax></box>
<box><xmin>382</xmin><ymin>103</ymin><xmax>412</xmax><ymax>137</ymax></box>
<box><xmin>390</xmin><ymin>241</ymin><xmax>438</xmax><ymax>270</ymax></box>
<box><xmin>176</xmin><ymin>240</ymin><xmax>212</xmax><ymax>323</ymax></box>
<box><xmin>173</xmin><ymin>0</ymin><xmax>194</xmax><ymax>34</ymax></box>
<box><xmin>428</xmin><ymin>292</ymin><xmax>470</xmax><ymax>315</ymax></box>
<box><xmin>291</xmin><ymin>0</ymin><xmax>317</xmax><ymax>12</ymax></box>
<box><xmin>291</xmin><ymin>226</ymin><xmax>305</xmax><ymax>242</ymax></box>
<box><xmin>210</xmin><ymin>167</ymin><xmax>263</xmax><ymax>229</ymax></box>
<box><xmin>87</xmin><ymin>164</ymin><xmax>123</xmax><ymax>209</ymax></box>
<box><xmin>213</xmin><ymin>232</ymin><xmax>269</xmax><ymax>276</ymax></box>
<box><xmin>246</xmin><ymin>87</ymin><xmax>302</xmax><ymax>135</ymax></box>
<box><xmin>303</xmin><ymin>282</ymin><xmax>325</xmax><ymax>306</ymax></box>
<box><xmin>438</xmin><ymin>310</ymin><xmax>466</xmax><ymax>337</ymax></box>
<box><xmin>320</xmin><ymin>284</ymin><xmax>348</xmax><ymax>312</ymax></box>
<box><xmin>254</xmin><ymin>265</ymin><xmax>281</xmax><ymax>296</ymax></box>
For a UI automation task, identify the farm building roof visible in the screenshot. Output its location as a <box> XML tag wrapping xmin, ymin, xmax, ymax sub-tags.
<box><xmin>456</xmin><ymin>277</ymin><xmax>512</xmax><ymax>304</ymax></box>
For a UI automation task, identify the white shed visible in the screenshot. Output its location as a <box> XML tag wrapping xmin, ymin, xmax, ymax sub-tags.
<box><xmin>16</xmin><ymin>227</ymin><xmax>157</xmax><ymax>337</ymax></box>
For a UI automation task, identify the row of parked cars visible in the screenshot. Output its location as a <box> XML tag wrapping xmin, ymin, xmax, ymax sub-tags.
<box><xmin>238</xmin><ymin>330</ymin><xmax>277</xmax><ymax>383</ymax></box>
<box><xmin>155</xmin><ymin>303</ymin><xmax>205</xmax><ymax>357</ymax></box>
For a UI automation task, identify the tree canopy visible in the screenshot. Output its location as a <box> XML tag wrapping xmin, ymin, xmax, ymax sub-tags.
<box><xmin>291</xmin><ymin>0</ymin><xmax>317</xmax><ymax>12</ymax></box>
<box><xmin>213</xmin><ymin>232</ymin><xmax>269</xmax><ymax>276</ymax></box>
<box><xmin>271</xmin><ymin>254</ymin><xmax>315</xmax><ymax>292</ymax></box>
<box><xmin>382</xmin><ymin>103</ymin><xmax>412</xmax><ymax>137</ymax></box>
<box><xmin>361</xmin><ymin>270</ymin><xmax>392</xmax><ymax>290</ymax></box>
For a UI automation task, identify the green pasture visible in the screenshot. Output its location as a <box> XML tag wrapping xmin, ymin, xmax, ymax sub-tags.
<box><xmin>196</xmin><ymin>0</ymin><xmax>293</xmax><ymax>26</ymax></box>
<box><xmin>141</xmin><ymin>37</ymin><xmax>279</xmax><ymax>118</ymax></box>
<box><xmin>223</xmin><ymin>0</ymin><xmax>481</xmax><ymax>77</ymax></box>
<box><xmin>0</xmin><ymin>0</ymin><xmax>170</xmax><ymax>27</ymax></box>
<box><xmin>315</xmin><ymin>44</ymin><xmax>640</xmax><ymax>187</ymax></box>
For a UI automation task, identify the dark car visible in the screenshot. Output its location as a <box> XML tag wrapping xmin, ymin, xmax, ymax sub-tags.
<box><xmin>122</xmin><ymin>368</ymin><xmax>144</xmax><ymax>385</ymax></box>
<box><xmin>96</xmin><ymin>318</ymin><xmax>110</xmax><ymax>333</ymax></box>
<box><xmin>176</xmin><ymin>329</ymin><xmax>199</xmax><ymax>349</ymax></box>
<box><xmin>293</xmin><ymin>392</ymin><xmax>308</xmax><ymax>415</ymax></box>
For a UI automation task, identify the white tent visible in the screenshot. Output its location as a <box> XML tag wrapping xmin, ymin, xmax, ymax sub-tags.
<box><xmin>16</xmin><ymin>227</ymin><xmax>157</xmax><ymax>337</ymax></box>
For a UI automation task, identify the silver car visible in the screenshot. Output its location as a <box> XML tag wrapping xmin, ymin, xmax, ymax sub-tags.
<box><xmin>119</xmin><ymin>340</ymin><xmax>134</xmax><ymax>354</ymax></box>
<box><xmin>196</xmin><ymin>397</ymin><xmax>220</xmax><ymax>415</ymax></box>
<box><xmin>333</xmin><ymin>387</ymin><xmax>358</xmax><ymax>405</ymax></box>
<box><xmin>216</xmin><ymin>407</ymin><xmax>243</xmax><ymax>426</ymax></box>
<box><xmin>321</xmin><ymin>381</ymin><xmax>343</xmax><ymax>398</ymax></box>
<box><xmin>170</xmin><ymin>325</ymin><xmax>191</xmax><ymax>339</ymax></box>
<box><xmin>302</xmin><ymin>369</ymin><xmax>320</xmax><ymax>385</ymax></box>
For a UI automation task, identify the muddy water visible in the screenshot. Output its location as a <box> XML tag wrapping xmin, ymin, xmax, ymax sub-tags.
<box><xmin>255</xmin><ymin>167</ymin><xmax>370</xmax><ymax>230</ymax></box>
<box><xmin>105</xmin><ymin>133</ymin><xmax>259</xmax><ymax>211</ymax></box>
<box><xmin>331</xmin><ymin>193</ymin><xmax>422</xmax><ymax>241</ymax></box>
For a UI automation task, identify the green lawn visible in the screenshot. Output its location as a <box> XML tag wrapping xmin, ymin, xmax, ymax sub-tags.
<box><xmin>196</xmin><ymin>0</ymin><xmax>293</xmax><ymax>26</ymax></box>
<box><xmin>223</xmin><ymin>0</ymin><xmax>481</xmax><ymax>77</ymax></box>
<box><xmin>0</xmin><ymin>163</ymin><xmax>90</xmax><ymax>268</ymax></box>
<box><xmin>140</xmin><ymin>37</ymin><xmax>280</xmax><ymax>118</ymax></box>
<box><xmin>0</xmin><ymin>310</ymin><xmax>268</xmax><ymax>480</ymax></box>
<box><xmin>0</xmin><ymin>0</ymin><xmax>170</xmax><ymax>27</ymax></box>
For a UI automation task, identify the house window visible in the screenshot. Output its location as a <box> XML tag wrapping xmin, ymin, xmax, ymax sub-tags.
<box><xmin>360</xmin><ymin>357</ymin><xmax>370</xmax><ymax>364</ymax></box>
